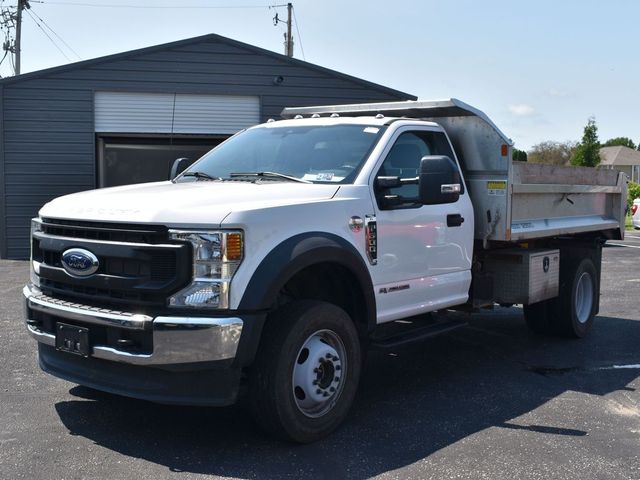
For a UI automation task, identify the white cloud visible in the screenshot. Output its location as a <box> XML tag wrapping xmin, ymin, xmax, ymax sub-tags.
<box><xmin>508</xmin><ymin>104</ymin><xmax>535</xmax><ymax>117</ymax></box>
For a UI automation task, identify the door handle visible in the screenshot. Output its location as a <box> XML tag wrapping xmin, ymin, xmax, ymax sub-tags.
<box><xmin>447</xmin><ymin>214</ymin><xmax>464</xmax><ymax>227</ymax></box>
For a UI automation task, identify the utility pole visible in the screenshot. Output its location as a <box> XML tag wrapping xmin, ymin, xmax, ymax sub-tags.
<box><xmin>285</xmin><ymin>2</ymin><xmax>293</xmax><ymax>57</ymax></box>
<box><xmin>272</xmin><ymin>3</ymin><xmax>294</xmax><ymax>57</ymax></box>
<box><xmin>15</xmin><ymin>0</ymin><xmax>30</xmax><ymax>74</ymax></box>
<box><xmin>1</xmin><ymin>0</ymin><xmax>29</xmax><ymax>75</ymax></box>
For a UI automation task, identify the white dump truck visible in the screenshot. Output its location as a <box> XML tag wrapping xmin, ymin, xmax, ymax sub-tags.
<box><xmin>24</xmin><ymin>99</ymin><xmax>627</xmax><ymax>442</ymax></box>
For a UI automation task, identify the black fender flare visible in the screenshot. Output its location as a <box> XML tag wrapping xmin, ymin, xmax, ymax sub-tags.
<box><xmin>238</xmin><ymin>232</ymin><xmax>376</xmax><ymax>332</ymax></box>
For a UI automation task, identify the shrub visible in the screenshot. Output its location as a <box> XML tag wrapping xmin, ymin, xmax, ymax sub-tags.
<box><xmin>628</xmin><ymin>181</ymin><xmax>640</xmax><ymax>210</ymax></box>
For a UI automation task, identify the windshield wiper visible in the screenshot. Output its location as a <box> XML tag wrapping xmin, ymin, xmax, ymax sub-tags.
<box><xmin>229</xmin><ymin>171</ymin><xmax>311</xmax><ymax>184</ymax></box>
<box><xmin>180</xmin><ymin>171</ymin><xmax>222</xmax><ymax>181</ymax></box>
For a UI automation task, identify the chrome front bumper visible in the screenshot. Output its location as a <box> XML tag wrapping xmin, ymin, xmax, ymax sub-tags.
<box><xmin>23</xmin><ymin>285</ymin><xmax>243</xmax><ymax>366</ymax></box>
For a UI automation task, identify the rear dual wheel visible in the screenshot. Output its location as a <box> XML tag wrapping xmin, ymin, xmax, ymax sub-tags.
<box><xmin>249</xmin><ymin>300</ymin><xmax>361</xmax><ymax>443</ymax></box>
<box><xmin>524</xmin><ymin>257</ymin><xmax>598</xmax><ymax>338</ymax></box>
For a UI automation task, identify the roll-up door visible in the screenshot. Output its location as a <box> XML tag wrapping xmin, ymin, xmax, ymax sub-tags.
<box><xmin>94</xmin><ymin>92</ymin><xmax>260</xmax><ymax>134</ymax></box>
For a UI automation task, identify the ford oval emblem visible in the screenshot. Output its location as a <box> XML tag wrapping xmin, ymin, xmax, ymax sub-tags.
<box><xmin>61</xmin><ymin>248</ymin><xmax>99</xmax><ymax>277</ymax></box>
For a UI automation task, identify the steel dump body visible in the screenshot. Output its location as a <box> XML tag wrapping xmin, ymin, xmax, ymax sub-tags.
<box><xmin>282</xmin><ymin>99</ymin><xmax>627</xmax><ymax>244</ymax></box>
<box><xmin>509</xmin><ymin>162</ymin><xmax>625</xmax><ymax>242</ymax></box>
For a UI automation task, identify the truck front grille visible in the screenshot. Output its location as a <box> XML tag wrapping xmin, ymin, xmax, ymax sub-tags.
<box><xmin>32</xmin><ymin>219</ymin><xmax>191</xmax><ymax>313</ymax></box>
<box><xmin>40</xmin><ymin>218</ymin><xmax>168</xmax><ymax>244</ymax></box>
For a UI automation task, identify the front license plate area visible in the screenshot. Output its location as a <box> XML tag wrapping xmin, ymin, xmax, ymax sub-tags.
<box><xmin>55</xmin><ymin>323</ymin><xmax>90</xmax><ymax>357</ymax></box>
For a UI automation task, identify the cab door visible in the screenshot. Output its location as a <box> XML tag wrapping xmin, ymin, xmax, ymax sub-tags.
<box><xmin>369</xmin><ymin>127</ymin><xmax>474</xmax><ymax>323</ymax></box>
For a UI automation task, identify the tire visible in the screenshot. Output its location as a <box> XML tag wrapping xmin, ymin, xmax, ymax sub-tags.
<box><xmin>248</xmin><ymin>300</ymin><xmax>361</xmax><ymax>443</ymax></box>
<box><xmin>555</xmin><ymin>257</ymin><xmax>598</xmax><ymax>338</ymax></box>
<box><xmin>523</xmin><ymin>257</ymin><xmax>599</xmax><ymax>338</ymax></box>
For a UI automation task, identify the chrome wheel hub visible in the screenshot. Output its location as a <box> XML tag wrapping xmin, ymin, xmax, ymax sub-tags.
<box><xmin>292</xmin><ymin>329</ymin><xmax>346</xmax><ymax>418</ymax></box>
<box><xmin>575</xmin><ymin>271</ymin><xmax>594</xmax><ymax>324</ymax></box>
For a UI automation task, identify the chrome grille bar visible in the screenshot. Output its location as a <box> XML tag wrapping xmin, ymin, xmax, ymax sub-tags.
<box><xmin>25</xmin><ymin>286</ymin><xmax>152</xmax><ymax>330</ymax></box>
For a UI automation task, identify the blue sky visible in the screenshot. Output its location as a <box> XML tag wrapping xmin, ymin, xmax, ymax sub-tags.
<box><xmin>2</xmin><ymin>0</ymin><xmax>638</xmax><ymax>150</ymax></box>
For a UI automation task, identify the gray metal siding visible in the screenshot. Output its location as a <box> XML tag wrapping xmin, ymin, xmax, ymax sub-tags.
<box><xmin>0</xmin><ymin>85</ymin><xmax>6</xmax><ymax>259</ymax></box>
<box><xmin>3</xmin><ymin>88</ymin><xmax>95</xmax><ymax>258</ymax></box>
<box><xmin>1</xmin><ymin>36</ymin><xmax>412</xmax><ymax>259</ymax></box>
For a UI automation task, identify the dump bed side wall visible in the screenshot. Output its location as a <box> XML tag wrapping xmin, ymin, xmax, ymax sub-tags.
<box><xmin>509</xmin><ymin>163</ymin><xmax>626</xmax><ymax>241</ymax></box>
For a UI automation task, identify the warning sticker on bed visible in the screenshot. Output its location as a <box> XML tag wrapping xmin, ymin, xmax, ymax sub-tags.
<box><xmin>487</xmin><ymin>180</ymin><xmax>507</xmax><ymax>196</ymax></box>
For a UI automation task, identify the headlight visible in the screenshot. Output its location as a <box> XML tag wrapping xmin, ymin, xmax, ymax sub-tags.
<box><xmin>168</xmin><ymin>230</ymin><xmax>243</xmax><ymax>309</ymax></box>
<box><xmin>30</xmin><ymin>218</ymin><xmax>42</xmax><ymax>287</ymax></box>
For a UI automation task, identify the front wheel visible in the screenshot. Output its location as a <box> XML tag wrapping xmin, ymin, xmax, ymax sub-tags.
<box><xmin>249</xmin><ymin>301</ymin><xmax>361</xmax><ymax>443</ymax></box>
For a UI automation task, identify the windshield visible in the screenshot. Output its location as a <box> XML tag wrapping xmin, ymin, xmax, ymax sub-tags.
<box><xmin>178</xmin><ymin>124</ymin><xmax>386</xmax><ymax>184</ymax></box>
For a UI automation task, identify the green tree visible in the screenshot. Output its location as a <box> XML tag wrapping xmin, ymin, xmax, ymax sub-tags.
<box><xmin>512</xmin><ymin>148</ymin><xmax>528</xmax><ymax>162</ymax></box>
<box><xmin>629</xmin><ymin>181</ymin><xmax>640</xmax><ymax>210</ymax></box>
<box><xmin>571</xmin><ymin>117</ymin><xmax>600</xmax><ymax>167</ymax></box>
<box><xmin>528</xmin><ymin>141</ymin><xmax>577</xmax><ymax>166</ymax></box>
<box><xmin>603</xmin><ymin>137</ymin><xmax>636</xmax><ymax>149</ymax></box>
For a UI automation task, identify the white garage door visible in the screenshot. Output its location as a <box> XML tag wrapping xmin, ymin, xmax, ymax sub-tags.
<box><xmin>94</xmin><ymin>92</ymin><xmax>260</xmax><ymax>134</ymax></box>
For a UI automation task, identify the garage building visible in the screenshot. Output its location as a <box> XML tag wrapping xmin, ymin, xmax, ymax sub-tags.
<box><xmin>0</xmin><ymin>33</ymin><xmax>415</xmax><ymax>259</ymax></box>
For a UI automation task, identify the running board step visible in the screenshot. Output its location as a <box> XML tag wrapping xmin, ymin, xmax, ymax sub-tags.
<box><xmin>370</xmin><ymin>319</ymin><xmax>468</xmax><ymax>350</ymax></box>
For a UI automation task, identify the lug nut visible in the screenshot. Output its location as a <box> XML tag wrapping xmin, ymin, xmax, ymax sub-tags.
<box><xmin>332</xmin><ymin>355</ymin><xmax>339</xmax><ymax>361</ymax></box>
<box><xmin>334</xmin><ymin>377</ymin><xmax>340</xmax><ymax>382</ymax></box>
<box><xmin>323</xmin><ymin>392</ymin><xmax>329</xmax><ymax>397</ymax></box>
<box><xmin>335</xmin><ymin>365</ymin><xmax>341</xmax><ymax>371</ymax></box>
<box><xmin>326</xmin><ymin>353</ymin><xmax>332</xmax><ymax>359</ymax></box>
<box><xmin>312</xmin><ymin>380</ymin><xmax>318</xmax><ymax>385</ymax></box>
<box><xmin>330</xmin><ymin>387</ymin><xmax>335</xmax><ymax>392</ymax></box>
<box><xmin>316</xmin><ymin>389</ymin><xmax>322</xmax><ymax>394</ymax></box>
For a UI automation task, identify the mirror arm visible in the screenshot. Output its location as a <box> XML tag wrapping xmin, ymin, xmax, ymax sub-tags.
<box><xmin>399</xmin><ymin>177</ymin><xmax>419</xmax><ymax>185</ymax></box>
<box><xmin>376</xmin><ymin>176</ymin><xmax>419</xmax><ymax>188</ymax></box>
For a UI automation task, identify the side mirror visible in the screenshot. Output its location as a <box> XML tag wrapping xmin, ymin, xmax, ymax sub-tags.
<box><xmin>418</xmin><ymin>155</ymin><xmax>461</xmax><ymax>205</ymax></box>
<box><xmin>169</xmin><ymin>157</ymin><xmax>190</xmax><ymax>180</ymax></box>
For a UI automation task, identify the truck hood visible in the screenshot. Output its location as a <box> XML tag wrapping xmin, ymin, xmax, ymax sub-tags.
<box><xmin>39</xmin><ymin>181</ymin><xmax>340</xmax><ymax>226</ymax></box>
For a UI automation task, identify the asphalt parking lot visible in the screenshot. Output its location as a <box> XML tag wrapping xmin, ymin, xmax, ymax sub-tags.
<box><xmin>1</xmin><ymin>236</ymin><xmax>639</xmax><ymax>480</ymax></box>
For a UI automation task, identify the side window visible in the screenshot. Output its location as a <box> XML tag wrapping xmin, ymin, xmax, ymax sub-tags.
<box><xmin>375</xmin><ymin>130</ymin><xmax>459</xmax><ymax>209</ymax></box>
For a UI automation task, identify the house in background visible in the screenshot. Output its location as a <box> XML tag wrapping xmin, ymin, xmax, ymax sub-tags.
<box><xmin>0</xmin><ymin>33</ymin><xmax>415</xmax><ymax>259</ymax></box>
<box><xmin>599</xmin><ymin>145</ymin><xmax>640</xmax><ymax>183</ymax></box>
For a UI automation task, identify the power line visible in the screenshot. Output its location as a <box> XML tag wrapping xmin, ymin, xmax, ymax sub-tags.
<box><xmin>292</xmin><ymin>4</ymin><xmax>304</xmax><ymax>60</ymax></box>
<box><xmin>35</xmin><ymin>1</ymin><xmax>267</xmax><ymax>9</ymax></box>
<box><xmin>24</xmin><ymin>6</ymin><xmax>72</xmax><ymax>61</ymax></box>
<box><xmin>0</xmin><ymin>48</ymin><xmax>8</xmax><ymax>71</ymax></box>
<box><xmin>29</xmin><ymin>5</ymin><xmax>80</xmax><ymax>59</ymax></box>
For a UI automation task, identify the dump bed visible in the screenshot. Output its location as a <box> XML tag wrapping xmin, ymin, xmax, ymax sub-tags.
<box><xmin>282</xmin><ymin>99</ymin><xmax>627</xmax><ymax>245</ymax></box>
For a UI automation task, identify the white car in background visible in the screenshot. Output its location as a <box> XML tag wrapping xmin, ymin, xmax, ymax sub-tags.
<box><xmin>633</xmin><ymin>198</ymin><xmax>640</xmax><ymax>229</ymax></box>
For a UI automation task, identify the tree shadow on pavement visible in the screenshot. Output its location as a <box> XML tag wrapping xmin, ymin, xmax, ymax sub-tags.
<box><xmin>54</xmin><ymin>310</ymin><xmax>640</xmax><ymax>479</ymax></box>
